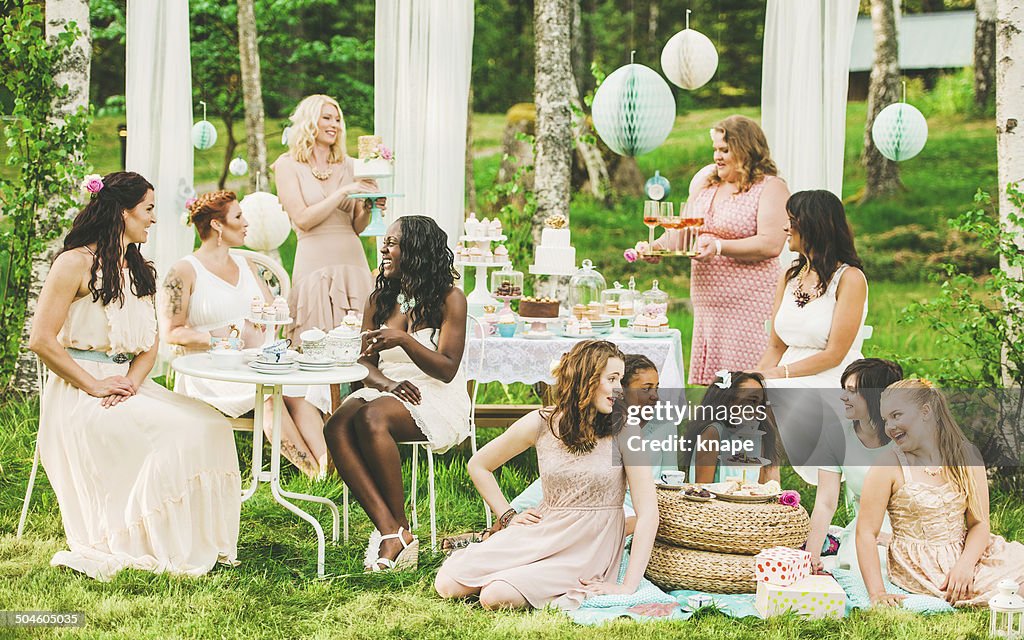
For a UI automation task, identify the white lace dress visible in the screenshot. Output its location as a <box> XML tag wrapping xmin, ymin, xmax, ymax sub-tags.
<box><xmin>344</xmin><ymin>327</ymin><xmax>471</xmax><ymax>453</ymax></box>
<box><xmin>38</xmin><ymin>283</ymin><xmax>241</xmax><ymax>581</ymax></box>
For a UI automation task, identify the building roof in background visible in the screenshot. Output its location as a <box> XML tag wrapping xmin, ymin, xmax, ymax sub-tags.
<box><xmin>850</xmin><ymin>10</ymin><xmax>975</xmax><ymax>72</ymax></box>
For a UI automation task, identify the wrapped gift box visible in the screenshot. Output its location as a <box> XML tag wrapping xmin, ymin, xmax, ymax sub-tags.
<box><xmin>755</xmin><ymin>547</ymin><xmax>811</xmax><ymax>586</ymax></box>
<box><xmin>755</xmin><ymin>575</ymin><xmax>846</xmax><ymax>619</ymax></box>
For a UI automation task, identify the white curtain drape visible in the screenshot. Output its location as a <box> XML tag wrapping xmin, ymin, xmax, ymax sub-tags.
<box><xmin>761</xmin><ymin>0</ymin><xmax>859</xmax><ymax>196</ymax></box>
<box><xmin>374</xmin><ymin>0</ymin><xmax>474</xmax><ymax>249</ymax></box>
<box><xmin>126</xmin><ymin>0</ymin><xmax>195</xmax><ymax>278</ymax></box>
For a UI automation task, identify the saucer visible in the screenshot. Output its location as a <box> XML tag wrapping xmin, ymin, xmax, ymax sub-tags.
<box><xmin>248</xmin><ymin>362</ymin><xmax>297</xmax><ymax>374</ymax></box>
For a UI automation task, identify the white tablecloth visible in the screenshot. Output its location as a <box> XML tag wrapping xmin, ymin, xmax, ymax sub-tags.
<box><xmin>465</xmin><ymin>329</ymin><xmax>686</xmax><ymax>388</ymax></box>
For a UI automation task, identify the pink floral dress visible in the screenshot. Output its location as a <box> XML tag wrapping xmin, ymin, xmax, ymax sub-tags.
<box><xmin>688</xmin><ymin>171</ymin><xmax>782</xmax><ymax>385</ymax></box>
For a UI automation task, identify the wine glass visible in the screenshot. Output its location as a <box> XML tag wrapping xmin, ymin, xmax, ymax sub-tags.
<box><xmin>682</xmin><ymin>200</ymin><xmax>706</xmax><ymax>255</ymax></box>
<box><xmin>643</xmin><ymin>200</ymin><xmax>660</xmax><ymax>248</ymax></box>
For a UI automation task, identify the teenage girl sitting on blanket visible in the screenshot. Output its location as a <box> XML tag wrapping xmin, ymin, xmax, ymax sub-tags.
<box><xmin>858</xmin><ymin>379</ymin><xmax>1024</xmax><ymax>607</ymax></box>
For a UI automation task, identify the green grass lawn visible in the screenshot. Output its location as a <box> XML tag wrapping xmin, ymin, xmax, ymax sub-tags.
<box><xmin>0</xmin><ymin>99</ymin><xmax>1014</xmax><ymax>637</ymax></box>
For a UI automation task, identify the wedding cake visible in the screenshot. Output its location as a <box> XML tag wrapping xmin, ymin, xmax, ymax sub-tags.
<box><xmin>529</xmin><ymin>214</ymin><xmax>576</xmax><ymax>275</ymax></box>
<box><xmin>353</xmin><ymin>135</ymin><xmax>394</xmax><ymax>178</ymax></box>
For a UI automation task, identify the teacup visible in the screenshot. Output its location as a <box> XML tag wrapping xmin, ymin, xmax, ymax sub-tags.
<box><xmin>260</xmin><ymin>338</ymin><xmax>292</xmax><ymax>363</ymax></box>
<box><xmin>497</xmin><ymin>323</ymin><xmax>516</xmax><ymax>338</ymax></box>
<box><xmin>660</xmin><ymin>470</ymin><xmax>687</xmax><ymax>486</ymax></box>
<box><xmin>300</xmin><ymin>328</ymin><xmax>328</xmax><ymax>359</ymax></box>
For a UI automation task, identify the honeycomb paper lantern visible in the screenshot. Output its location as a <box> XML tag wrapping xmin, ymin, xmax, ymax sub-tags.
<box><xmin>871</xmin><ymin>102</ymin><xmax>928</xmax><ymax>162</ymax></box>
<box><xmin>229</xmin><ymin>157</ymin><xmax>249</xmax><ymax>176</ymax></box>
<box><xmin>661</xmin><ymin>28</ymin><xmax>718</xmax><ymax>90</ymax></box>
<box><xmin>239</xmin><ymin>191</ymin><xmax>291</xmax><ymax>251</ymax></box>
<box><xmin>191</xmin><ymin>120</ymin><xmax>217</xmax><ymax>150</ymax></box>
<box><xmin>591</xmin><ymin>63</ymin><xmax>676</xmax><ymax>157</ymax></box>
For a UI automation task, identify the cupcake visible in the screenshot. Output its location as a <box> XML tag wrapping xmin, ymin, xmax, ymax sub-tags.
<box><xmin>341</xmin><ymin>311</ymin><xmax>361</xmax><ymax>332</ymax></box>
<box><xmin>632</xmin><ymin>315</ymin><xmax>650</xmax><ymax>334</ymax></box>
<box><xmin>468</xmin><ymin>247</ymin><xmax>483</xmax><ymax>262</ymax></box>
<box><xmin>497</xmin><ymin>311</ymin><xmax>517</xmax><ymax>337</ymax></box>
<box><xmin>579</xmin><ymin>317</ymin><xmax>594</xmax><ymax>335</ymax></box>
<box><xmin>655</xmin><ymin>314</ymin><xmax>670</xmax><ymax>333</ymax></box>
<box><xmin>273</xmin><ymin>296</ymin><xmax>290</xmax><ymax>321</ymax></box>
<box><xmin>489</xmin><ymin>218</ymin><xmax>503</xmax><ymax>236</ymax></box>
<box><xmin>493</xmin><ymin>245</ymin><xmax>509</xmax><ymax>263</ymax></box>
<box><xmin>482</xmin><ymin>247</ymin><xmax>494</xmax><ymax>263</ymax></box>
<box><xmin>572</xmin><ymin>304</ymin><xmax>586</xmax><ymax>320</ymax></box>
<box><xmin>477</xmin><ymin>217</ymin><xmax>491</xmax><ymax>238</ymax></box>
<box><xmin>464</xmin><ymin>212</ymin><xmax>480</xmax><ymax>237</ymax></box>
<box><xmin>263</xmin><ymin>304</ymin><xmax>275</xmax><ymax>321</ymax></box>
<box><xmin>564</xmin><ymin>316</ymin><xmax>580</xmax><ymax>336</ymax></box>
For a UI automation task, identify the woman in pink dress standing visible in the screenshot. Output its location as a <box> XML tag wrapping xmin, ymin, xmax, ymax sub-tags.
<box><xmin>650</xmin><ymin>115</ymin><xmax>789</xmax><ymax>385</ymax></box>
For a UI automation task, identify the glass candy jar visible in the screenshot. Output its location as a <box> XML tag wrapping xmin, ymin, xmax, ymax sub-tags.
<box><xmin>602</xmin><ymin>281</ymin><xmax>636</xmax><ymax>318</ymax></box>
<box><xmin>641</xmin><ymin>279</ymin><xmax>669</xmax><ymax>318</ymax></box>
<box><xmin>490</xmin><ymin>264</ymin><xmax>524</xmax><ymax>299</ymax></box>
<box><xmin>569</xmin><ymin>259</ymin><xmax>607</xmax><ymax>319</ymax></box>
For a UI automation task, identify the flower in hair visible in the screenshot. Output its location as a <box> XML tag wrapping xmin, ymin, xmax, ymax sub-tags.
<box><xmin>81</xmin><ymin>174</ymin><xmax>104</xmax><ymax>194</ymax></box>
<box><xmin>180</xmin><ymin>210</ymin><xmax>192</xmax><ymax>228</ymax></box>
<box><xmin>918</xmin><ymin>377</ymin><xmax>935</xmax><ymax>388</ymax></box>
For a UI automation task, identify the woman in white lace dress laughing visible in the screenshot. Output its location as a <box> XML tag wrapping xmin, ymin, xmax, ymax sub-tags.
<box><xmin>323</xmin><ymin>216</ymin><xmax>470</xmax><ymax>572</ymax></box>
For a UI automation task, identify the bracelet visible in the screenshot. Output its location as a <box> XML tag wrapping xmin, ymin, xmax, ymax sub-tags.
<box><xmin>498</xmin><ymin>508</ymin><xmax>517</xmax><ymax>529</ymax></box>
<box><xmin>714</xmin><ymin>238</ymin><xmax>723</xmax><ymax>256</ymax></box>
<box><xmin>784</xmin><ymin>364</ymin><xmax>790</xmax><ymax>379</ymax></box>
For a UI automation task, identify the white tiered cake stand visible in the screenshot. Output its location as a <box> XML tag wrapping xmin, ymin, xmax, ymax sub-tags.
<box><xmin>456</xmin><ymin>234</ymin><xmax>511</xmax><ymax>316</ymax></box>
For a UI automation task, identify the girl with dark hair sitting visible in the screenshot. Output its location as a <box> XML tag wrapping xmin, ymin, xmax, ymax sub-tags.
<box><xmin>435</xmin><ymin>340</ymin><xmax>658</xmax><ymax>611</ymax></box>
<box><xmin>324</xmin><ymin>215</ymin><xmax>470</xmax><ymax>572</ymax></box>
<box><xmin>29</xmin><ymin>171</ymin><xmax>241</xmax><ymax>581</ymax></box>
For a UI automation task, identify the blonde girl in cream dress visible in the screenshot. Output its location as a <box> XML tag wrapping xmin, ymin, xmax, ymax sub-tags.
<box><xmin>29</xmin><ymin>172</ymin><xmax>241</xmax><ymax>581</ymax></box>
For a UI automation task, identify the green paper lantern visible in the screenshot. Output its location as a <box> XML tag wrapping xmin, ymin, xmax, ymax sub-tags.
<box><xmin>192</xmin><ymin>120</ymin><xmax>218</xmax><ymax>150</ymax></box>
<box><xmin>871</xmin><ymin>103</ymin><xmax>928</xmax><ymax>162</ymax></box>
<box><xmin>591</xmin><ymin>63</ymin><xmax>676</xmax><ymax>157</ymax></box>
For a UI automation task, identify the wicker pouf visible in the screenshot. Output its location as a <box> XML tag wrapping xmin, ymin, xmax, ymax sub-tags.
<box><xmin>655</xmin><ymin>488</ymin><xmax>810</xmax><ymax>555</ymax></box>
<box><xmin>646</xmin><ymin>541</ymin><xmax>757</xmax><ymax>593</ymax></box>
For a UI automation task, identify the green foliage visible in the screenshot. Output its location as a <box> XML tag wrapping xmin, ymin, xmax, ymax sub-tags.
<box><xmin>908</xmin><ymin>67</ymin><xmax>990</xmax><ymax>120</ymax></box>
<box><xmin>901</xmin><ymin>187</ymin><xmax>1024</xmax><ymax>387</ymax></box>
<box><xmin>0</xmin><ymin>4</ymin><xmax>92</xmax><ymax>390</ymax></box>
<box><xmin>480</xmin><ymin>132</ymin><xmax>538</xmax><ymax>295</ymax></box>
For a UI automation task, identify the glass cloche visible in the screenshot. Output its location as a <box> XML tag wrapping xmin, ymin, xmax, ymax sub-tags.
<box><xmin>641</xmin><ymin>279</ymin><xmax>669</xmax><ymax>318</ymax></box>
<box><xmin>490</xmin><ymin>264</ymin><xmax>524</xmax><ymax>298</ymax></box>
<box><xmin>602</xmin><ymin>280</ymin><xmax>636</xmax><ymax>318</ymax></box>
<box><xmin>569</xmin><ymin>259</ymin><xmax>607</xmax><ymax>318</ymax></box>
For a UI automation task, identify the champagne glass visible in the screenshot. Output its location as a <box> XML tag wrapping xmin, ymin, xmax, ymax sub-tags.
<box><xmin>643</xmin><ymin>200</ymin><xmax>660</xmax><ymax>248</ymax></box>
<box><xmin>684</xmin><ymin>201</ymin><xmax>706</xmax><ymax>255</ymax></box>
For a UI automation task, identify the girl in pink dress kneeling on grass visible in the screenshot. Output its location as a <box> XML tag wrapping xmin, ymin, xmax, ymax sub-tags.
<box><xmin>858</xmin><ymin>379</ymin><xmax>1024</xmax><ymax>607</ymax></box>
<box><xmin>435</xmin><ymin>340</ymin><xmax>658</xmax><ymax>611</ymax></box>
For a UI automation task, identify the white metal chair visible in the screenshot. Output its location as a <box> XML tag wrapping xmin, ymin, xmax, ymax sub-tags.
<box><xmin>16</xmin><ymin>352</ymin><xmax>47</xmax><ymax>539</ymax></box>
<box><xmin>342</xmin><ymin>314</ymin><xmax>489</xmax><ymax>551</ymax></box>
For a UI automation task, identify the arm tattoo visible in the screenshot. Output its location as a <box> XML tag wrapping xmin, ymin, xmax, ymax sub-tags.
<box><xmin>163</xmin><ymin>271</ymin><xmax>184</xmax><ymax>316</ymax></box>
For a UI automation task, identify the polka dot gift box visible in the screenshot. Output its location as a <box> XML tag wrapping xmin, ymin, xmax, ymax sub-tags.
<box><xmin>755</xmin><ymin>575</ymin><xmax>846</xmax><ymax>620</ymax></box>
<box><xmin>754</xmin><ymin>546</ymin><xmax>812</xmax><ymax>587</ymax></box>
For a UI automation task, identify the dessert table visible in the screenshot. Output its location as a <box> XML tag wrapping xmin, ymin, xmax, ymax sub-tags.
<box><xmin>171</xmin><ymin>353</ymin><xmax>367</xmax><ymax>578</ymax></box>
<box><xmin>464</xmin><ymin>329</ymin><xmax>685</xmax><ymax>388</ymax></box>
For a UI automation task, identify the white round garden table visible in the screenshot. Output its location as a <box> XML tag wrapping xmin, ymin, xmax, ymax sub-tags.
<box><xmin>172</xmin><ymin>353</ymin><xmax>367</xmax><ymax>578</ymax></box>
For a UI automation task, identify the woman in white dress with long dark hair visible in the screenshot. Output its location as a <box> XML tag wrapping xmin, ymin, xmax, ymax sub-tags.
<box><xmin>160</xmin><ymin>190</ymin><xmax>328</xmax><ymax>478</ymax></box>
<box><xmin>324</xmin><ymin>216</ymin><xmax>470</xmax><ymax>572</ymax></box>
<box><xmin>754</xmin><ymin>189</ymin><xmax>868</xmax><ymax>474</ymax></box>
<box><xmin>29</xmin><ymin>171</ymin><xmax>240</xmax><ymax>581</ymax></box>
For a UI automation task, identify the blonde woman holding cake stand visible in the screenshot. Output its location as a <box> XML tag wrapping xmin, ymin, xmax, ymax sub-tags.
<box><xmin>272</xmin><ymin>94</ymin><xmax>386</xmax><ymax>359</ymax></box>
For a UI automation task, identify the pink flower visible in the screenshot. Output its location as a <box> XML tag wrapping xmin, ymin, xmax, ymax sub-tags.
<box><xmin>81</xmin><ymin>174</ymin><xmax>104</xmax><ymax>194</ymax></box>
<box><xmin>376</xmin><ymin>144</ymin><xmax>394</xmax><ymax>162</ymax></box>
<box><xmin>778</xmin><ymin>490</ymin><xmax>801</xmax><ymax>508</ymax></box>
<box><xmin>185</xmin><ymin>196</ymin><xmax>197</xmax><ymax>209</ymax></box>
<box><xmin>623</xmin><ymin>248</ymin><xmax>638</xmax><ymax>263</ymax></box>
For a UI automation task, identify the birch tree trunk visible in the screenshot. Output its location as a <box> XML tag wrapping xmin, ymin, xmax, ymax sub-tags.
<box><xmin>995</xmin><ymin>0</ymin><xmax>1024</xmax><ymax>386</ymax></box>
<box><xmin>237</xmin><ymin>0</ymin><xmax>267</xmax><ymax>192</ymax></box>
<box><xmin>14</xmin><ymin>0</ymin><xmax>91</xmax><ymax>394</ymax></box>
<box><xmin>975</xmin><ymin>0</ymin><xmax>997</xmax><ymax>112</ymax></box>
<box><xmin>861</xmin><ymin>0</ymin><xmax>902</xmax><ymax>202</ymax></box>
<box><xmin>533</xmin><ymin>0</ymin><xmax>573</xmax><ymax>234</ymax></box>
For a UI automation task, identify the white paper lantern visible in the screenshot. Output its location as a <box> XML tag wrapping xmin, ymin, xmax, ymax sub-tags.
<box><xmin>661</xmin><ymin>28</ymin><xmax>718</xmax><ymax>90</ymax></box>
<box><xmin>239</xmin><ymin>191</ymin><xmax>291</xmax><ymax>252</ymax></box>
<box><xmin>871</xmin><ymin>102</ymin><xmax>928</xmax><ymax>162</ymax></box>
<box><xmin>591</xmin><ymin>63</ymin><xmax>676</xmax><ymax>157</ymax></box>
<box><xmin>229</xmin><ymin>157</ymin><xmax>249</xmax><ymax>176</ymax></box>
<box><xmin>192</xmin><ymin>120</ymin><xmax>218</xmax><ymax>150</ymax></box>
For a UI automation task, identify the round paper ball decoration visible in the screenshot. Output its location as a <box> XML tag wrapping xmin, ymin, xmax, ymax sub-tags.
<box><xmin>229</xmin><ymin>157</ymin><xmax>249</xmax><ymax>176</ymax></box>
<box><xmin>591</xmin><ymin>63</ymin><xmax>676</xmax><ymax>157</ymax></box>
<box><xmin>661</xmin><ymin>28</ymin><xmax>718</xmax><ymax>90</ymax></box>
<box><xmin>871</xmin><ymin>103</ymin><xmax>928</xmax><ymax>162</ymax></box>
<box><xmin>191</xmin><ymin>120</ymin><xmax>218</xmax><ymax>150</ymax></box>
<box><xmin>239</xmin><ymin>191</ymin><xmax>291</xmax><ymax>251</ymax></box>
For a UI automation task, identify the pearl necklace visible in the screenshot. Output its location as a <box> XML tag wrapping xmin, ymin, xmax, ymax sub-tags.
<box><xmin>309</xmin><ymin>162</ymin><xmax>333</xmax><ymax>181</ymax></box>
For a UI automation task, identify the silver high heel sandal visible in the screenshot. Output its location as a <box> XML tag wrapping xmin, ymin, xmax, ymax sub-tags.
<box><xmin>370</xmin><ymin>527</ymin><xmax>419</xmax><ymax>572</ymax></box>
